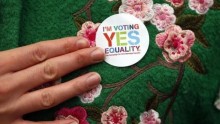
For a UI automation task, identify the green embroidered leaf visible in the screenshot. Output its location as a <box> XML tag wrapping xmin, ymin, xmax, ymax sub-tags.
<box><xmin>211</xmin><ymin>0</ymin><xmax>220</xmax><ymax>10</ymax></box>
<box><xmin>187</xmin><ymin>52</ymin><xmax>206</xmax><ymax>74</ymax></box>
<box><xmin>176</xmin><ymin>15</ymin><xmax>205</xmax><ymax>30</ymax></box>
<box><xmin>112</xmin><ymin>1</ymin><xmax>122</xmax><ymax>13</ymax></box>
<box><xmin>194</xmin><ymin>30</ymin><xmax>209</xmax><ymax>47</ymax></box>
<box><xmin>146</xmin><ymin>95</ymin><xmax>159</xmax><ymax>110</ymax></box>
<box><xmin>176</xmin><ymin>15</ymin><xmax>209</xmax><ymax>47</ymax></box>
<box><xmin>174</xmin><ymin>4</ymin><xmax>185</xmax><ymax>17</ymax></box>
<box><xmin>85</xmin><ymin>106</ymin><xmax>102</xmax><ymax>122</ymax></box>
<box><xmin>73</xmin><ymin>16</ymin><xmax>87</xmax><ymax>30</ymax></box>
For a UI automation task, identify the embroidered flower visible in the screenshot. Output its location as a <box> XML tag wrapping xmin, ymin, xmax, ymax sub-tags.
<box><xmin>79</xmin><ymin>84</ymin><xmax>102</xmax><ymax>103</ymax></box>
<box><xmin>101</xmin><ymin>106</ymin><xmax>128</xmax><ymax>124</ymax></box>
<box><xmin>166</xmin><ymin>0</ymin><xmax>184</xmax><ymax>7</ymax></box>
<box><xmin>188</xmin><ymin>0</ymin><xmax>214</xmax><ymax>14</ymax></box>
<box><xmin>55</xmin><ymin>106</ymin><xmax>89</xmax><ymax>124</ymax></box>
<box><xmin>119</xmin><ymin>0</ymin><xmax>154</xmax><ymax>21</ymax></box>
<box><xmin>155</xmin><ymin>25</ymin><xmax>195</xmax><ymax>63</ymax></box>
<box><xmin>77</xmin><ymin>21</ymin><xmax>100</xmax><ymax>47</ymax></box>
<box><xmin>215</xmin><ymin>99</ymin><xmax>220</xmax><ymax>110</ymax></box>
<box><xmin>214</xmin><ymin>89</ymin><xmax>220</xmax><ymax>110</ymax></box>
<box><xmin>151</xmin><ymin>4</ymin><xmax>176</xmax><ymax>31</ymax></box>
<box><xmin>139</xmin><ymin>109</ymin><xmax>161</xmax><ymax>124</ymax></box>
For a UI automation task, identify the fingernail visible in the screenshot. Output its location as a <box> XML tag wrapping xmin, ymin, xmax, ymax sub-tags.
<box><xmin>86</xmin><ymin>73</ymin><xmax>101</xmax><ymax>88</ymax></box>
<box><xmin>66</xmin><ymin>119</ymin><xmax>79</xmax><ymax>124</ymax></box>
<box><xmin>70</xmin><ymin>121</ymin><xmax>78</xmax><ymax>124</ymax></box>
<box><xmin>91</xmin><ymin>48</ymin><xmax>105</xmax><ymax>62</ymax></box>
<box><xmin>77</xmin><ymin>38</ymin><xmax>89</xmax><ymax>49</ymax></box>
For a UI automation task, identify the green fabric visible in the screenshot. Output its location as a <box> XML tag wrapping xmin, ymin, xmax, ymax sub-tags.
<box><xmin>1</xmin><ymin>0</ymin><xmax>220</xmax><ymax>124</ymax></box>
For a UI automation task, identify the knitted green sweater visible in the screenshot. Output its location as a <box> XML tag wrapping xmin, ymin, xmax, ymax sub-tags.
<box><xmin>1</xmin><ymin>0</ymin><xmax>220</xmax><ymax>123</ymax></box>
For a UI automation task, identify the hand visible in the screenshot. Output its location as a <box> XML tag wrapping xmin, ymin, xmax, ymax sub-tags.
<box><xmin>0</xmin><ymin>37</ymin><xmax>104</xmax><ymax>124</ymax></box>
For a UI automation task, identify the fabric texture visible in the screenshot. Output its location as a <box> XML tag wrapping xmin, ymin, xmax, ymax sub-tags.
<box><xmin>0</xmin><ymin>0</ymin><xmax>220</xmax><ymax>123</ymax></box>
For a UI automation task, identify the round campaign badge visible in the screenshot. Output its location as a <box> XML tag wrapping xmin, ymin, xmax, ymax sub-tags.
<box><xmin>96</xmin><ymin>13</ymin><xmax>149</xmax><ymax>67</ymax></box>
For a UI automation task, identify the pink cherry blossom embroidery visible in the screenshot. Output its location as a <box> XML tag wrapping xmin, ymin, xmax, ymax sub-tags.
<box><xmin>155</xmin><ymin>25</ymin><xmax>195</xmax><ymax>63</ymax></box>
<box><xmin>55</xmin><ymin>106</ymin><xmax>89</xmax><ymax>124</ymax></box>
<box><xmin>166</xmin><ymin>0</ymin><xmax>184</xmax><ymax>7</ymax></box>
<box><xmin>101</xmin><ymin>106</ymin><xmax>128</xmax><ymax>124</ymax></box>
<box><xmin>151</xmin><ymin>4</ymin><xmax>176</xmax><ymax>31</ymax></box>
<box><xmin>214</xmin><ymin>88</ymin><xmax>220</xmax><ymax>110</ymax></box>
<box><xmin>77</xmin><ymin>21</ymin><xmax>100</xmax><ymax>47</ymax></box>
<box><xmin>139</xmin><ymin>109</ymin><xmax>161</xmax><ymax>124</ymax></box>
<box><xmin>215</xmin><ymin>99</ymin><xmax>220</xmax><ymax>110</ymax></box>
<box><xmin>188</xmin><ymin>0</ymin><xmax>214</xmax><ymax>14</ymax></box>
<box><xmin>119</xmin><ymin>0</ymin><xmax>154</xmax><ymax>21</ymax></box>
<box><xmin>79</xmin><ymin>84</ymin><xmax>102</xmax><ymax>103</ymax></box>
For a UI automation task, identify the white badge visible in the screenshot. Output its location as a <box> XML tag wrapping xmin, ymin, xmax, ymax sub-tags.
<box><xmin>96</xmin><ymin>13</ymin><xmax>149</xmax><ymax>67</ymax></box>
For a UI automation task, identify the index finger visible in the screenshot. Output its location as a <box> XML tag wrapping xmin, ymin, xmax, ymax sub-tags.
<box><xmin>0</xmin><ymin>37</ymin><xmax>89</xmax><ymax>74</ymax></box>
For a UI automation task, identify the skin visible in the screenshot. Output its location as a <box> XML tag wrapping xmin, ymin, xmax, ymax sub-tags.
<box><xmin>0</xmin><ymin>37</ymin><xmax>105</xmax><ymax>124</ymax></box>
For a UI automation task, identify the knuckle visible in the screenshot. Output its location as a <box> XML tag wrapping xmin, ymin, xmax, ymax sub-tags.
<box><xmin>74</xmin><ymin>81</ymin><xmax>86</xmax><ymax>94</ymax></box>
<box><xmin>0</xmin><ymin>85</ymin><xmax>10</xmax><ymax>95</ymax></box>
<box><xmin>0</xmin><ymin>74</ymin><xmax>14</xmax><ymax>96</ymax></box>
<box><xmin>0</xmin><ymin>54</ymin><xmax>9</xmax><ymax>74</ymax></box>
<box><xmin>74</xmin><ymin>52</ymin><xmax>85</xmax><ymax>65</ymax></box>
<box><xmin>0</xmin><ymin>62</ymin><xmax>5</xmax><ymax>73</ymax></box>
<box><xmin>40</xmin><ymin>91</ymin><xmax>55</xmax><ymax>108</ymax></box>
<box><xmin>63</xmin><ymin>38</ymin><xmax>74</xmax><ymax>53</ymax></box>
<box><xmin>43</xmin><ymin>61</ymin><xmax>58</xmax><ymax>80</ymax></box>
<box><xmin>32</xmin><ymin>43</ymin><xmax>47</xmax><ymax>62</ymax></box>
<box><xmin>0</xmin><ymin>103</ymin><xmax>15</xmax><ymax>115</ymax></box>
<box><xmin>0</xmin><ymin>106</ymin><xmax>9</xmax><ymax>115</ymax></box>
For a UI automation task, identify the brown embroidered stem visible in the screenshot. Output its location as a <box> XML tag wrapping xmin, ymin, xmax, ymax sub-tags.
<box><xmin>158</xmin><ymin>57</ymin><xmax>179</xmax><ymax>70</ymax></box>
<box><xmin>73</xmin><ymin>0</ymin><xmax>95</xmax><ymax>17</ymax></box>
<box><xmin>86</xmin><ymin>7</ymin><xmax>92</xmax><ymax>20</ymax></box>
<box><xmin>102</xmin><ymin>61</ymin><xmax>162</xmax><ymax>110</ymax></box>
<box><xmin>168</xmin><ymin>110</ymin><xmax>174</xmax><ymax>124</ymax></box>
<box><xmin>103</xmin><ymin>61</ymin><xmax>160</xmax><ymax>89</ymax></box>
<box><xmin>102</xmin><ymin>59</ymin><xmax>181</xmax><ymax>111</ymax></box>
<box><xmin>103</xmin><ymin>58</ymin><xmax>179</xmax><ymax>89</ymax></box>
<box><xmin>131</xmin><ymin>65</ymin><xmax>140</xmax><ymax>71</ymax></box>
<box><xmin>148</xmin><ymin>82</ymin><xmax>169</xmax><ymax>97</ymax></box>
<box><xmin>102</xmin><ymin>86</ymin><xmax>122</xmax><ymax>111</ymax></box>
<box><xmin>162</xmin><ymin>64</ymin><xmax>185</xmax><ymax>123</ymax></box>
